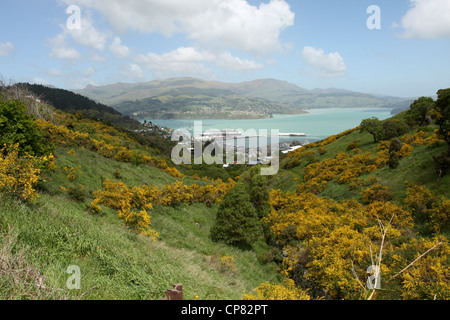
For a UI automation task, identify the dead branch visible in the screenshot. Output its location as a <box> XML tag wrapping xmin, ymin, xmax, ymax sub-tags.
<box><xmin>386</xmin><ymin>242</ymin><xmax>443</xmax><ymax>284</ymax></box>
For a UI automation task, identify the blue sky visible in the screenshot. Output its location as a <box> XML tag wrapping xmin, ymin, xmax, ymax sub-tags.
<box><xmin>0</xmin><ymin>0</ymin><xmax>449</xmax><ymax>98</ymax></box>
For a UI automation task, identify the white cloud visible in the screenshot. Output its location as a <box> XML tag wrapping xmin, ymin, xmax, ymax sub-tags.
<box><xmin>301</xmin><ymin>46</ymin><xmax>347</xmax><ymax>78</ymax></box>
<box><xmin>47</xmin><ymin>12</ymin><xmax>109</xmax><ymax>61</ymax></box>
<box><xmin>47</xmin><ymin>34</ymin><xmax>81</xmax><ymax>60</ymax></box>
<box><xmin>398</xmin><ymin>0</ymin><xmax>450</xmax><ymax>39</ymax></box>
<box><xmin>136</xmin><ymin>47</ymin><xmax>263</xmax><ymax>78</ymax></box>
<box><xmin>84</xmin><ymin>66</ymin><xmax>96</xmax><ymax>76</ymax></box>
<box><xmin>59</xmin><ymin>0</ymin><xmax>294</xmax><ymax>55</ymax></box>
<box><xmin>0</xmin><ymin>42</ymin><xmax>16</xmax><ymax>57</ymax></box>
<box><xmin>136</xmin><ymin>47</ymin><xmax>213</xmax><ymax>78</ymax></box>
<box><xmin>119</xmin><ymin>64</ymin><xmax>146</xmax><ymax>82</ymax></box>
<box><xmin>109</xmin><ymin>37</ymin><xmax>130</xmax><ymax>59</ymax></box>
<box><xmin>214</xmin><ymin>52</ymin><xmax>264</xmax><ymax>71</ymax></box>
<box><xmin>47</xmin><ymin>68</ymin><xmax>65</xmax><ymax>77</ymax></box>
<box><xmin>67</xmin><ymin>16</ymin><xmax>110</xmax><ymax>50</ymax></box>
<box><xmin>182</xmin><ymin>0</ymin><xmax>295</xmax><ymax>54</ymax></box>
<box><xmin>91</xmin><ymin>54</ymin><xmax>107</xmax><ymax>63</ymax></box>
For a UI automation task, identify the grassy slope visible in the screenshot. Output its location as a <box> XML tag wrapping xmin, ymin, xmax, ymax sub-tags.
<box><xmin>2</xmin><ymin>105</ymin><xmax>448</xmax><ymax>300</ymax></box>
<box><xmin>0</xmin><ymin>146</ymin><xmax>279</xmax><ymax>300</ymax></box>
<box><xmin>276</xmin><ymin>122</ymin><xmax>450</xmax><ymax>202</ymax></box>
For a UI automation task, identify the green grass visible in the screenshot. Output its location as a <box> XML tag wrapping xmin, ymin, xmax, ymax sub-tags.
<box><xmin>2</xmin><ymin>111</ymin><xmax>448</xmax><ymax>300</ymax></box>
<box><xmin>278</xmin><ymin>124</ymin><xmax>450</xmax><ymax>202</ymax></box>
<box><xmin>0</xmin><ymin>147</ymin><xmax>279</xmax><ymax>300</ymax></box>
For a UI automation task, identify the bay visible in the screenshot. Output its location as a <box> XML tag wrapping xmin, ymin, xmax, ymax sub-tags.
<box><xmin>144</xmin><ymin>108</ymin><xmax>394</xmax><ymax>144</ymax></box>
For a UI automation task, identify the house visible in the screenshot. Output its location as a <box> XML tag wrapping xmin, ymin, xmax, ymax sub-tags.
<box><xmin>281</xmin><ymin>145</ymin><xmax>303</xmax><ymax>154</ymax></box>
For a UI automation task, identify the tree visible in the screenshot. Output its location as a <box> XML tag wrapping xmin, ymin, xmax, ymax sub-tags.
<box><xmin>211</xmin><ymin>182</ymin><xmax>261</xmax><ymax>246</ymax></box>
<box><xmin>435</xmin><ymin>88</ymin><xmax>450</xmax><ymax>152</ymax></box>
<box><xmin>388</xmin><ymin>138</ymin><xmax>403</xmax><ymax>169</ymax></box>
<box><xmin>239</xmin><ymin>166</ymin><xmax>270</xmax><ymax>219</ymax></box>
<box><xmin>360</xmin><ymin>117</ymin><xmax>384</xmax><ymax>143</ymax></box>
<box><xmin>406</xmin><ymin>97</ymin><xmax>435</xmax><ymax>126</ymax></box>
<box><xmin>431</xmin><ymin>88</ymin><xmax>450</xmax><ymax>178</ymax></box>
<box><xmin>382</xmin><ymin>119</ymin><xmax>410</xmax><ymax>140</ymax></box>
<box><xmin>433</xmin><ymin>151</ymin><xmax>450</xmax><ymax>178</ymax></box>
<box><xmin>0</xmin><ymin>99</ymin><xmax>50</xmax><ymax>156</ymax></box>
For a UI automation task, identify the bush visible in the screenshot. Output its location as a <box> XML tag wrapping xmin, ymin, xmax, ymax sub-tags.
<box><xmin>211</xmin><ymin>183</ymin><xmax>261</xmax><ymax>246</ymax></box>
<box><xmin>242</xmin><ymin>278</ymin><xmax>310</xmax><ymax>300</ymax></box>
<box><xmin>0</xmin><ymin>99</ymin><xmax>51</xmax><ymax>156</ymax></box>
<box><xmin>218</xmin><ymin>255</ymin><xmax>237</xmax><ymax>274</ymax></box>
<box><xmin>361</xmin><ymin>184</ymin><xmax>393</xmax><ymax>204</ymax></box>
<box><xmin>239</xmin><ymin>167</ymin><xmax>270</xmax><ymax>219</ymax></box>
<box><xmin>113</xmin><ymin>169</ymin><xmax>122</xmax><ymax>180</ymax></box>
<box><xmin>388</xmin><ymin>151</ymin><xmax>400</xmax><ymax>169</ymax></box>
<box><xmin>347</xmin><ymin>142</ymin><xmax>359</xmax><ymax>151</ymax></box>
<box><xmin>383</xmin><ymin>119</ymin><xmax>410</xmax><ymax>140</ymax></box>
<box><xmin>0</xmin><ymin>144</ymin><xmax>43</xmax><ymax>202</ymax></box>
<box><xmin>388</xmin><ymin>139</ymin><xmax>403</xmax><ymax>169</ymax></box>
<box><xmin>430</xmin><ymin>199</ymin><xmax>450</xmax><ymax>233</ymax></box>
<box><xmin>90</xmin><ymin>180</ymin><xmax>158</xmax><ymax>241</ymax></box>
<box><xmin>404</xmin><ymin>183</ymin><xmax>436</xmax><ymax>224</ymax></box>
<box><xmin>389</xmin><ymin>138</ymin><xmax>403</xmax><ymax>153</ymax></box>
<box><xmin>67</xmin><ymin>185</ymin><xmax>86</xmax><ymax>202</ymax></box>
<box><xmin>433</xmin><ymin>151</ymin><xmax>450</xmax><ymax>178</ymax></box>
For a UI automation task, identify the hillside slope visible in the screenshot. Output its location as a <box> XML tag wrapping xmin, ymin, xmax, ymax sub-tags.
<box><xmin>1</xmin><ymin>85</ymin><xmax>448</xmax><ymax>301</ymax></box>
<box><xmin>0</xmin><ymin>99</ymin><xmax>279</xmax><ymax>299</ymax></box>
<box><xmin>263</xmin><ymin>107</ymin><xmax>450</xmax><ymax>300</ymax></box>
<box><xmin>1</xmin><ymin>146</ymin><xmax>279</xmax><ymax>299</ymax></box>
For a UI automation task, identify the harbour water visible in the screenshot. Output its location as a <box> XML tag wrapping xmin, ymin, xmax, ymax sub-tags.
<box><xmin>145</xmin><ymin>107</ymin><xmax>394</xmax><ymax>144</ymax></box>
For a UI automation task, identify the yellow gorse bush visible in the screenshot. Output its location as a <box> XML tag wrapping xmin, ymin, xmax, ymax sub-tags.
<box><xmin>242</xmin><ymin>278</ymin><xmax>310</xmax><ymax>300</ymax></box>
<box><xmin>36</xmin><ymin>116</ymin><xmax>184</xmax><ymax>178</ymax></box>
<box><xmin>63</xmin><ymin>166</ymin><xmax>82</xmax><ymax>181</ymax></box>
<box><xmin>219</xmin><ymin>255</ymin><xmax>237</xmax><ymax>273</ymax></box>
<box><xmin>263</xmin><ymin>184</ymin><xmax>449</xmax><ymax>300</ymax></box>
<box><xmin>0</xmin><ymin>144</ymin><xmax>45</xmax><ymax>202</ymax></box>
<box><xmin>360</xmin><ymin>184</ymin><xmax>393</xmax><ymax>204</ymax></box>
<box><xmin>90</xmin><ymin>179</ymin><xmax>236</xmax><ymax>241</ymax></box>
<box><xmin>90</xmin><ymin>179</ymin><xmax>158</xmax><ymax>242</ymax></box>
<box><xmin>390</xmin><ymin>236</ymin><xmax>450</xmax><ymax>300</ymax></box>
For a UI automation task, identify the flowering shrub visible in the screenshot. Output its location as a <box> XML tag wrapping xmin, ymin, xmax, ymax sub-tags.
<box><xmin>361</xmin><ymin>184</ymin><xmax>393</xmax><ymax>204</ymax></box>
<box><xmin>305</xmin><ymin>225</ymin><xmax>371</xmax><ymax>300</ymax></box>
<box><xmin>37</xmin><ymin>116</ymin><xmax>184</xmax><ymax>178</ymax></box>
<box><xmin>218</xmin><ymin>255</ymin><xmax>237</xmax><ymax>273</ymax></box>
<box><xmin>36</xmin><ymin>119</ymin><xmax>90</xmax><ymax>147</ymax></box>
<box><xmin>401</xmin><ymin>130</ymin><xmax>431</xmax><ymax>146</ymax></box>
<box><xmin>390</xmin><ymin>236</ymin><xmax>450</xmax><ymax>300</ymax></box>
<box><xmin>425</xmin><ymin>130</ymin><xmax>444</xmax><ymax>148</ymax></box>
<box><xmin>0</xmin><ymin>144</ymin><xmax>43</xmax><ymax>202</ymax></box>
<box><xmin>242</xmin><ymin>278</ymin><xmax>310</xmax><ymax>300</ymax></box>
<box><xmin>299</xmin><ymin>150</ymin><xmax>384</xmax><ymax>192</ymax></box>
<box><xmin>403</xmin><ymin>183</ymin><xmax>436</xmax><ymax>223</ymax></box>
<box><xmin>430</xmin><ymin>199</ymin><xmax>450</xmax><ymax>233</ymax></box>
<box><xmin>90</xmin><ymin>180</ymin><xmax>158</xmax><ymax>242</ymax></box>
<box><xmin>63</xmin><ymin>166</ymin><xmax>82</xmax><ymax>181</ymax></box>
<box><xmin>114</xmin><ymin>147</ymin><xmax>134</xmax><ymax>163</ymax></box>
<box><xmin>90</xmin><ymin>178</ymin><xmax>235</xmax><ymax>241</ymax></box>
<box><xmin>398</xmin><ymin>143</ymin><xmax>413</xmax><ymax>158</ymax></box>
<box><xmin>262</xmin><ymin>184</ymin><xmax>450</xmax><ymax>300</ymax></box>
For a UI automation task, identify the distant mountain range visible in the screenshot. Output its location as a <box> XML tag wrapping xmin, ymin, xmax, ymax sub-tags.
<box><xmin>76</xmin><ymin>78</ymin><xmax>414</xmax><ymax>120</ymax></box>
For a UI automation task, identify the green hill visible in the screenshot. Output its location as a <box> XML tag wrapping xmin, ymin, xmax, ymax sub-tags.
<box><xmin>1</xmin><ymin>146</ymin><xmax>279</xmax><ymax>300</ymax></box>
<box><xmin>277</xmin><ymin>114</ymin><xmax>449</xmax><ymax>200</ymax></box>
<box><xmin>76</xmin><ymin>78</ymin><xmax>413</xmax><ymax>120</ymax></box>
<box><xmin>0</xmin><ymin>88</ymin><xmax>279</xmax><ymax>299</ymax></box>
<box><xmin>1</xmin><ymin>83</ymin><xmax>449</xmax><ymax>300</ymax></box>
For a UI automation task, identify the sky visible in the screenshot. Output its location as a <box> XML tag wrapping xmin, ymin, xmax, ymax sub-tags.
<box><xmin>0</xmin><ymin>0</ymin><xmax>449</xmax><ymax>98</ymax></box>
